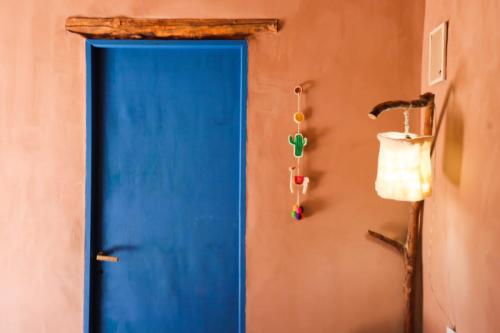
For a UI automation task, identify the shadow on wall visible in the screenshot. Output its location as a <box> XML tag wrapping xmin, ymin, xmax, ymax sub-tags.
<box><xmin>430</xmin><ymin>70</ymin><xmax>464</xmax><ymax>186</ymax></box>
<box><xmin>414</xmin><ymin>80</ymin><xmax>463</xmax><ymax>333</ymax></box>
<box><xmin>297</xmin><ymin>80</ymin><xmax>331</xmax><ymax>217</ymax></box>
<box><xmin>442</xmin><ymin>90</ymin><xmax>464</xmax><ymax>186</ymax></box>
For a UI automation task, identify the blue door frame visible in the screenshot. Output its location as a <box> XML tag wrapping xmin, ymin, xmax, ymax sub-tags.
<box><xmin>84</xmin><ymin>39</ymin><xmax>247</xmax><ymax>333</ymax></box>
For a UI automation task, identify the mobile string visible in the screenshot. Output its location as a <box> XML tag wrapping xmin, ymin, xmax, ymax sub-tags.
<box><xmin>288</xmin><ymin>85</ymin><xmax>310</xmax><ymax>221</ymax></box>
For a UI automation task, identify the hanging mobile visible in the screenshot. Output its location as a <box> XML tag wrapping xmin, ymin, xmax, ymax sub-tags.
<box><xmin>288</xmin><ymin>85</ymin><xmax>310</xmax><ymax>221</ymax></box>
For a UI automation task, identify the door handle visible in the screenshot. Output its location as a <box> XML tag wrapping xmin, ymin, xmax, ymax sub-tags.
<box><xmin>96</xmin><ymin>252</ymin><xmax>119</xmax><ymax>263</ymax></box>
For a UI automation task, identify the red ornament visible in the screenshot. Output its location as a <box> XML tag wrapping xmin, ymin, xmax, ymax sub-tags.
<box><xmin>294</xmin><ymin>175</ymin><xmax>304</xmax><ymax>185</ymax></box>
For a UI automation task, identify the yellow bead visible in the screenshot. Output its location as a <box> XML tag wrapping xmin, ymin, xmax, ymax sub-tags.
<box><xmin>293</xmin><ymin>112</ymin><xmax>305</xmax><ymax>124</ymax></box>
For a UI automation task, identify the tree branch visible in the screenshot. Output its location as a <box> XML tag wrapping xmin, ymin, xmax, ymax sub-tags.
<box><xmin>368</xmin><ymin>229</ymin><xmax>405</xmax><ymax>254</ymax></box>
<box><xmin>368</xmin><ymin>93</ymin><xmax>435</xmax><ymax>119</ymax></box>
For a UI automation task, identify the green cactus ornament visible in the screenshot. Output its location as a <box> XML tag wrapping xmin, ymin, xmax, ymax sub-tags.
<box><xmin>288</xmin><ymin>133</ymin><xmax>308</xmax><ymax>158</ymax></box>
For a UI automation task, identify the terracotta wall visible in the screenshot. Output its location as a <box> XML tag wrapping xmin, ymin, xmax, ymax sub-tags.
<box><xmin>421</xmin><ymin>0</ymin><xmax>500</xmax><ymax>332</ymax></box>
<box><xmin>0</xmin><ymin>0</ymin><xmax>424</xmax><ymax>332</ymax></box>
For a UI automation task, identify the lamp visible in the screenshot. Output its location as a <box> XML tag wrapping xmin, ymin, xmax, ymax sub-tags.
<box><xmin>375</xmin><ymin>132</ymin><xmax>432</xmax><ymax>201</ymax></box>
<box><xmin>367</xmin><ymin>93</ymin><xmax>435</xmax><ymax>333</ymax></box>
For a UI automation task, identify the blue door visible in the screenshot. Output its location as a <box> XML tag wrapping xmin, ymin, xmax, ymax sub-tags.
<box><xmin>85</xmin><ymin>40</ymin><xmax>247</xmax><ymax>333</ymax></box>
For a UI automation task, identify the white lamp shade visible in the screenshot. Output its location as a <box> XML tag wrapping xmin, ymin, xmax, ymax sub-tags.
<box><xmin>375</xmin><ymin>132</ymin><xmax>433</xmax><ymax>202</ymax></box>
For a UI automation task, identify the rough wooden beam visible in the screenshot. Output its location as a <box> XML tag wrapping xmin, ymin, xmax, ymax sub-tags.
<box><xmin>368</xmin><ymin>229</ymin><xmax>405</xmax><ymax>254</ymax></box>
<box><xmin>65</xmin><ymin>17</ymin><xmax>279</xmax><ymax>39</ymax></box>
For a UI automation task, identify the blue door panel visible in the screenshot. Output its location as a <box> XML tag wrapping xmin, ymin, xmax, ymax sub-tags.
<box><xmin>85</xmin><ymin>40</ymin><xmax>247</xmax><ymax>333</ymax></box>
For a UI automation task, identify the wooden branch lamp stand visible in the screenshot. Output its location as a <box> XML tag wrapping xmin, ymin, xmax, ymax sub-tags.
<box><xmin>368</xmin><ymin>93</ymin><xmax>435</xmax><ymax>333</ymax></box>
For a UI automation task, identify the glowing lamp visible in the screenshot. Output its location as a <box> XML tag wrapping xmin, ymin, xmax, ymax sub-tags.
<box><xmin>375</xmin><ymin>132</ymin><xmax>432</xmax><ymax>202</ymax></box>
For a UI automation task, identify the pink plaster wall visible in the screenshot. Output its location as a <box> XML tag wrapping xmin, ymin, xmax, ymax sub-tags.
<box><xmin>0</xmin><ymin>0</ymin><xmax>424</xmax><ymax>332</ymax></box>
<box><xmin>421</xmin><ymin>0</ymin><xmax>500</xmax><ymax>332</ymax></box>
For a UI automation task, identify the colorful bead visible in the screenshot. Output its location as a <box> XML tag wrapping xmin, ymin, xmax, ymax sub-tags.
<box><xmin>293</xmin><ymin>111</ymin><xmax>305</xmax><ymax>124</ymax></box>
<box><xmin>291</xmin><ymin>205</ymin><xmax>304</xmax><ymax>221</ymax></box>
<box><xmin>294</xmin><ymin>175</ymin><xmax>304</xmax><ymax>185</ymax></box>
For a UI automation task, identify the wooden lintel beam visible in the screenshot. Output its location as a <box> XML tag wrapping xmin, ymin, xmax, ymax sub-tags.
<box><xmin>65</xmin><ymin>17</ymin><xmax>279</xmax><ymax>40</ymax></box>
